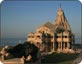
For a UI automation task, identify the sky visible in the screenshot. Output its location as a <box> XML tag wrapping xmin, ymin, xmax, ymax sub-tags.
<box><xmin>1</xmin><ymin>1</ymin><xmax>81</xmax><ymax>39</ymax></box>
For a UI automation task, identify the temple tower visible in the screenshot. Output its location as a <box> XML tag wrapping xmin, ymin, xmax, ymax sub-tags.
<box><xmin>53</xmin><ymin>5</ymin><xmax>75</xmax><ymax>52</ymax></box>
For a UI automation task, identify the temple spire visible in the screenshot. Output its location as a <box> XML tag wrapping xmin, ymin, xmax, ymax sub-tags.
<box><xmin>59</xmin><ymin>3</ymin><xmax>62</xmax><ymax>10</ymax></box>
<box><xmin>60</xmin><ymin>3</ymin><xmax>61</xmax><ymax>8</ymax></box>
<box><xmin>54</xmin><ymin>4</ymin><xmax>71</xmax><ymax>31</ymax></box>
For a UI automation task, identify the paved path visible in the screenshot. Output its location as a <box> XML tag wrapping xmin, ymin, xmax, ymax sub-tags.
<box><xmin>0</xmin><ymin>58</ymin><xmax>24</xmax><ymax>64</ymax></box>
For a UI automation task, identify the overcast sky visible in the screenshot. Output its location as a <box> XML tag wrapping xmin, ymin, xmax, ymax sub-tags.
<box><xmin>1</xmin><ymin>1</ymin><xmax>81</xmax><ymax>38</ymax></box>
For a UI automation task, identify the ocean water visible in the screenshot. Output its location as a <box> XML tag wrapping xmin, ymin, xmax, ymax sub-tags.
<box><xmin>0</xmin><ymin>38</ymin><xmax>81</xmax><ymax>46</ymax></box>
<box><xmin>0</xmin><ymin>38</ymin><xmax>26</xmax><ymax>46</ymax></box>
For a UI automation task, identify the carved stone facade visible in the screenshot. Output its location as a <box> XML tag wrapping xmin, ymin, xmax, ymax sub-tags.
<box><xmin>27</xmin><ymin>6</ymin><xmax>75</xmax><ymax>53</ymax></box>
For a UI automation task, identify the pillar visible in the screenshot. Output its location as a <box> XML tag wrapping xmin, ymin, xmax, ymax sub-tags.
<box><xmin>67</xmin><ymin>42</ymin><xmax>70</xmax><ymax>49</ymax></box>
<box><xmin>73</xmin><ymin>36</ymin><xmax>75</xmax><ymax>45</ymax></box>
<box><xmin>63</xmin><ymin>42</ymin><xmax>65</xmax><ymax>49</ymax></box>
<box><xmin>61</xmin><ymin>42</ymin><xmax>62</xmax><ymax>50</ymax></box>
<box><xmin>58</xmin><ymin>42</ymin><xmax>62</xmax><ymax>49</ymax></box>
<box><xmin>46</xmin><ymin>43</ymin><xmax>47</xmax><ymax>52</ymax></box>
<box><xmin>57</xmin><ymin>42</ymin><xmax>59</xmax><ymax>52</ymax></box>
<box><xmin>52</xmin><ymin>42</ymin><xmax>55</xmax><ymax>52</ymax></box>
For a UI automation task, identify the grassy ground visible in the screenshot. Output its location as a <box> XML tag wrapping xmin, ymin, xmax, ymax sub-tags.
<box><xmin>41</xmin><ymin>52</ymin><xmax>80</xmax><ymax>64</ymax></box>
<box><xmin>58</xmin><ymin>61</ymin><xmax>72</xmax><ymax>64</ymax></box>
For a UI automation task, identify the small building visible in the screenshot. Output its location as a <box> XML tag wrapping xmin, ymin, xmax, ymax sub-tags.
<box><xmin>27</xmin><ymin>5</ymin><xmax>75</xmax><ymax>53</ymax></box>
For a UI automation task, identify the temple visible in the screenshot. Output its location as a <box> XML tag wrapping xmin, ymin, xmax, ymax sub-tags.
<box><xmin>27</xmin><ymin>5</ymin><xmax>75</xmax><ymax>53</ymax></box>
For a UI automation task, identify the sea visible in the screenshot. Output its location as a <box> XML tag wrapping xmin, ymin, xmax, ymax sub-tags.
<box><xmin>0</xmin><ymin>38</ymin><xmax>81</xmax><ymax>46</ymax></box>
<box><xmin>0</xmin><ymin>38</ymin><xmax>26</xmax><ymax>46</ymax></box>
